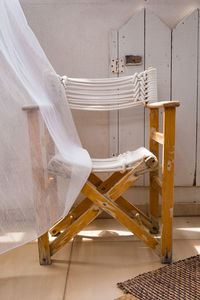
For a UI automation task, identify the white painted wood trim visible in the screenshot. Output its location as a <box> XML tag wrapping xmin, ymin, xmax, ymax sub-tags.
<box><xmin>118</xmin><ymin>9</ymin><xmax>145</xmax><ymax>185</ymax></box>
<box><xmin>172</xmin><ymin>9</ymin><xmax>198</xmax><ymax>186</ymax></box>
<box><xmin>144</xmin><ymin>8</ymin><xmax>171</xmax><ymax>185</ymax></box>
<box><xmin>109</xmin><ymin>8</ymin><xmax>200</xmax><ymax>187</ymax></box>
<box><xmin>197</xmin><ymin>9</ymin><xmax>200</xmax><ymax>186</ymax></box>
<box><xmin>109</xmin><ymin>30</ymin><xmax>119</xmax><ymax>157</ymax></box>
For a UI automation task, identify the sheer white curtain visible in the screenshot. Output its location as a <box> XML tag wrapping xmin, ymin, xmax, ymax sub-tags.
<box><xmin>0</xmin><ymin>0</ymin><xmax>91</xmax><ymax>253</ymax></box>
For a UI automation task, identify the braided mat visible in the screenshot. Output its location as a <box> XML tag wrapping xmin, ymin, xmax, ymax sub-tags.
<box><xmin>117</xmin><ymin>255</ymin><xmax>200</xmax><ymax>300</ymax></box>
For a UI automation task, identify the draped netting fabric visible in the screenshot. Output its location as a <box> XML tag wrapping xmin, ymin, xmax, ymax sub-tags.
<box><xmin>0</xmin><ymin>0</ymin><xmax>92</xmax><ymax>253</ymax></box>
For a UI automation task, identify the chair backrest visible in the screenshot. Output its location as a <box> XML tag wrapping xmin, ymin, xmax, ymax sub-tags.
<box><xmin>60</xmin><ymin>68</ymin><xmax>157</xmax><ymax>111</ymax></box>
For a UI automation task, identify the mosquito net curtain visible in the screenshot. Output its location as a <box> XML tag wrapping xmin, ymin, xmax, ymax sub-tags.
<box><xmin>0</xmin><ymin>0</ymin><xmax>92</xmax><ymax>253</ymax></box>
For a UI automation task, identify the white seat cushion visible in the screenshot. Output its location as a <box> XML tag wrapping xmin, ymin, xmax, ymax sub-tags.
<box><xmin>48</xmin><ymin>147</ymin><xmax>157</xmax><ymax>176</ymax></box>
<box><xmin>92</xmin><ymin>147</ymin><xmax>157</xmax><ymax>173</ymax></box>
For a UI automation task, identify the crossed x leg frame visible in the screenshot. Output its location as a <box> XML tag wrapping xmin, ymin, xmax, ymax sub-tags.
<box><xmin>48</xmin><ymin>162</ymin><xmax>160</xmax><ymax>258</ymax></box>
<box><xmin>23</xmin><ymin>101</ymin><xmax>179</xmax><ymax>266</ymax></box>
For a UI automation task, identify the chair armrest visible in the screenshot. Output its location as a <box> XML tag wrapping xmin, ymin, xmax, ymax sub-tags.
<box><xmin>145</xmin><ymin>101</ymin><xmax>180</xmax><ymax>109</ymax></box>
<box><xmin>22</xmin><ymin>105</ymin><xmax>39</xmax><ymax>111</ymax></box>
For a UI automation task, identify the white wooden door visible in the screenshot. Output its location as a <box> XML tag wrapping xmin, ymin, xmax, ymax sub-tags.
<box><xmin>110</xmin><ymin>8</ymin><xmax>171</xmax><ymax>185</ymax></box>
<box><xmin>109</xmin><ymin>8</ymin><xmax>200</xmax><ymax>187</ymax></box>
<box><xmin>197</xmin><ymin>9</ymin><xmax>200</xmax><ymax>186</ymax></box>
<box><xmin>172</xmin><ymin>9</ymin><xmax>198</xmax><ymax>186</ymax></box>
<box><xmin>109</xmin><ymin>30</ymin><xmax>119</xmax><ymax>157</ymax></box>
<box><xmin>118</xmin><ymin>9</ymin><xmax>145</xmax><ymax>153</ymax></box>
<box><xmin>145</xmin><ymin>9</ymin><xmax>171</xmax><ymax>185</ymax></box>
<box><xmin>118</xmin><ymin>9</ymin><xmax>144</xmax><ymax>185</ymax></box>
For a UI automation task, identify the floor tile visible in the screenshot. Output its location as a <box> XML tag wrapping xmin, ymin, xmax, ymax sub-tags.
<box><xmin>76</xmin><ymin>216</ymin><xmax>200</xmax><ymax>241</ymax></box>
<box><xmin>65</xmin><ymin>240</ymin><xmax>162</xmax><ymax>300</ymax></box>
<box><xmin>1</xmin><ymin>217</ymin><xmax>200</xmax><ymax>300</ymax></box>
<box><xmin>64</xmin><ymin>217</ymin><xmax>200</xmax><ymax>300</ymax></box>
<box><xmin>65</xmin><ymin>239</ymin><xmax>200</xmax><ymax>300</ymax></box>
<box><xmin>173</xmin><ymin>239</ymin><xmax>200</xmax><ymax>260</ymax></box>
<box><xmin>0</xmin><ymin>241</ymin><xmax>72</xmax><ymax>300</ymax></box>
<box><xmin>173</xmin><ymin>216</ymin><xmax>200</xmax><ymax>239</ymax></box>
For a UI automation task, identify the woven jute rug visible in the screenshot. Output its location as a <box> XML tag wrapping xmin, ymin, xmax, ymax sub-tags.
<box><xmin>117</xmin><ymin>255</ymin><xmax>200</xmax><ymax>300</ymax></box>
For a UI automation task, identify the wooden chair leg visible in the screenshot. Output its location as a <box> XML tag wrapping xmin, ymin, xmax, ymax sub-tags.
<box><xmin>149</xmin><ymin>108</ymin><xmax>159</xmax><ymax>233</ymax></box>
<box><xmin>50</xmin><ymin>205</ymin><xmax>100</xmax><ymax>256</ymax></box>
<box><xmin>49</xmin><ymin>172</ymin><xmax>123</xmax><ymax>236</ymax></box>
<box><xmin>82</xmin><ymin>182</ymin><xmax>159</xmax><ymax>251</ymax></box>
<box><xmin>49</xmin><ymin>167</ymin><xmax>159</xmax><ymax>257</ymax></box>
<box><xmin>50</xmin><ymin>171</ymin><xmax>157</xmax><ymax>246</ymax></box>
<box><xmin>38</xmin><ymin>232</ymin><xmax>51</xmax><ymax>265</ymax></box>
<box><xmin>25</xmin><ymin>107</ymin><xmax>58</xmax><ymax>265</ymax></box>
<box><xmin>161</xmin><ymin>107</ymin><xmax>176</xmax><ymax>263</ymax></box>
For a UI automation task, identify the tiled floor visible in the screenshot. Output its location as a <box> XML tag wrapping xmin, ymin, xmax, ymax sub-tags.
<box><xmin>1</xmin><ymin>217</ymin><xmax>200</xmax><ymax>300</ymax></box>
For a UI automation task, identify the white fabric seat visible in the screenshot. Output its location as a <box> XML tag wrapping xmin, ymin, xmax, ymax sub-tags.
<box><xmin>48</xmin><ymin>147</ymin><xmax>158</xmax><ymax>176</ymax></box>
<box><xmin>92</xmin><ymin>147</ymin><xmax>157</xmax><ymax>173</ymax></box>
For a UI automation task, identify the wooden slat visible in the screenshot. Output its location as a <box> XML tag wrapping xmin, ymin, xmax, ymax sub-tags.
<box><xmin>50</xmin><ymin>159</ymin><xmax>161</xmax><ymax>255</ymax></box>
<box><xmin>149</xmin><ymin>108</ymin><xmax>159</xmax><ymax>227</ymax></box>
<box><xmin>109</xmin><ymin>29</ymin><xmax>119</xmax><ymax>156</ymax></box>
<box><xmin>161</xmin><ymin>107</ymin><xmax>176</xmax><ymax>263</ymax></box>
<box><xmin>49</xmin><ymin>173</ymin><xmax>101</xmax><ymax>236</ymax></box>
<box><xmin>38</xmin><ymin>233</ymin><xmax>51</xmax><ymax>265</ymax></box>
<box><xmin>26</xmin><ymin>110</ymin><xmax>48</xmax><ymax>232</ymax></box>
<box><xmin>26</xmin><ymin>110</ymin><xmax>51</xmax><ymax>265</ymax></box>
<box><xmin>44</xmin><ymin>125</ymin><xmax>59</xmax><ymax>224</ymax></box>
<box><xmin>197</xmin><ymin>10</ymin><xmax>200</xmax><ymax>186</ymax></box>
<box><xmin>50</xmin><ymin>171</ymin><xmax>126</xmax><ymax>236</ymax></box>
<box><xmin>151</xmin><ymin>131</ymin><xmax>164</xmax><ymax>144</ymax></box>
<box><xmin>50</xmin><ymin>172</ymin><xmax>125</xmax><ymax>237</ymax></box>
<box><xmin>50</xmin><ymin>198</ymin><xmax>93</xmax><ymax>236</ymax></box>
<box><xmin>145</xmin><ymin>9</ymin><xmax>171</xmax><ymax>102</ymax></box>
<box><xmin>90</xmin><ymin>173</ymin><xmax>158</xmax><ymax>230</ymax></box>
<box><xmin>152</xmin><ymin>175</ymin><xmax>162</xmax><ymax>195</ymax></box>
<box><xmin>82</xmin><ymin>182</ymin><xmax>159</xmax><ymax>250</ymax></box>
<box><xmin>50</xmin><ymin>205</ymin><xmax>100</xmax><ymax>256</ymax></box>
<box><xmin>96</xmin><ymin>172</ymin><xmax>124</xmax><ymax>193</ymax></box>
<box><xmin>172</xmin><ymin>9</ymin><xmax>198</xmax><ymax>186</ymax></box>
<box><xmin>107</xmin><ymin>161</ymin><xmax>146</xmax><ymax>200</ymax></box>
<box><xmin>146</xmin><ymin>101</ymin><xmax>180</xmax><ymax>109</ymax></box>
<box><xmin>22</xmin><ymin>104</ymin><xmax>39</xmax><ymax>111</ymax></box>
<box><xmin>50</xmin><ymin>172</ymin><xmax>125</xmax><ymax>249</ymax></box>
<box><xmin>50</xmin><ymin>169</ymin><xmax>158</xmax><ymax>252</ymax></box>
<box><xmin>91</xmin><ymin>173</ymin><xmax>158</xmax><ymax>231</ymax></box>
<box><xmin>115</xmin><ymin>196</ymin><xmax>157</xmax><ymax>231</ymax></box>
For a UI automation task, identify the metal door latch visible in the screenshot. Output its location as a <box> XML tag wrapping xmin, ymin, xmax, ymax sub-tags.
<box><xmin>125</xmin><ymin>55</ymin><xmax>142</xmax><ymax>66</ymax></box>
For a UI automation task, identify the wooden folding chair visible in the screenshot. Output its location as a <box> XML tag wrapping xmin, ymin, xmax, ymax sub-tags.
<box><xmin>23</xmin><ymin>68</ymin><xmax>179</xmax><ymax>265</ymax></box>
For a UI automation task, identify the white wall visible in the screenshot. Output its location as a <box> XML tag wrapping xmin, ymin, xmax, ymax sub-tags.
<box><xmin>20</xmin><ymin>0</ymin><xmax>200</xmax><ymax>158</ymax></box>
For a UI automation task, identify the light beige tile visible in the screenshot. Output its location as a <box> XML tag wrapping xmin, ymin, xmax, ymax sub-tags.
<box><xmin>173</xmin><ymin>239</ymin><xmax>200</xmax><ymax>261</ymax></box>
<box><xmin>65</xmin><ymin>240</ymin><xmax>162</xmax><ymax>300</ymax></box>
<box><xmin>173</xmin><ymin>216</ymin><xmax>200</xmax><ymax>239</ymax></box>
<box><xmin>1</xmin><ymin>217</ymin><xmax>200</xmax><ymax>300</ymax></box>
<box><xmin>0</xmin><ymin>241</ymin><xmax>72</xmax><ymax>300</ymax></box>
<box><xmin>64</xmin><ymin>217</ymin><xmax>200</xmax><ymax>300</ymax></box>
<box><xmin>78</xmin><ymin>217</ymin><xmax>200</xmax><ymax>241</ymax></box>
<box><xmin>65</xmin><ymin>239</ymin><xmax>200</xmax><ymax>300</ymax></box>
<box><xmin>76</xmin><ymin>218</ymin><xmax>135</xmax><ymax>242</ymax></box>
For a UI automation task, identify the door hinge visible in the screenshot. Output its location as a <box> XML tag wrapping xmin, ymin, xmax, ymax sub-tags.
<box><xmin>111</xmin><ymin>58</ymin><xmax>124</xmax><ymax>74</ymax></box>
